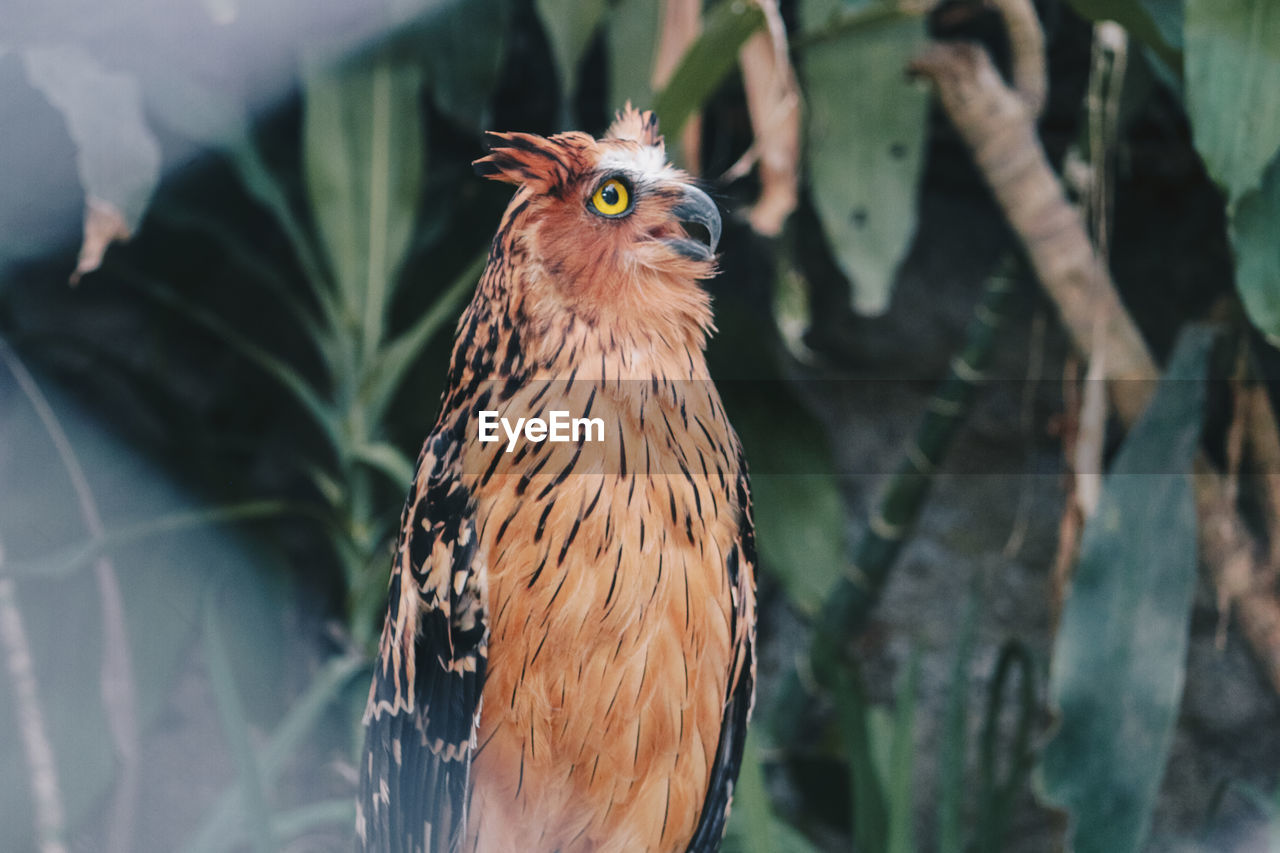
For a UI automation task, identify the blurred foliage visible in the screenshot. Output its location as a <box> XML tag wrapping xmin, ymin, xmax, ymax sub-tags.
<box><xmin>0</xmin><ymin>349</ymin><xmax>294</xmax><ymax>851</ymax></box>
<box><xmin>800</xmin><ymin>0</ymin><xmax>929</xmax><ymax>315</ymax></box>
<box><xmin>1064</xmin><ymin>0</ymin><xmax>1181</xmax><ymax>60</ymax></box>
<box><xmin>535</xmin><ymin>0</ymin><xmax>608</xmax><ymax>124</ymax></box>
<box><xmin>1184</xmin><ymin>0</ymin><xmax>1280</xmax><ymax>207</ymax></box>
<box><xmin>1067</xmin><ymin>0</ymin><xmax>1280</xmax><ymax>346</ymax></box>
<box><xmin>1182</xmin><ymin>0</ymin><xmax>1280</xmax><ymax>347</ymax></box>
<box><xmin>1037</xmin><ymin>328</ymin><xmax>1211</xmax><ymax>853</ymax></box>
<box><xmin>651</xmin><ymin>0</ymin><xmax>767</xmax><ymax>138</ymax></box>
<box><xmin>1</xmin><ymin>0</ymin><xmax>1278</xmax><ymax>851</ymax></box>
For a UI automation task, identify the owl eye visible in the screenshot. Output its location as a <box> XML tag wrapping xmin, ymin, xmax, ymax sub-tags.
<box><xmin>590</xmin><ymin>177</ymin><xmax>632</xmax><ymax>217</ymax></box>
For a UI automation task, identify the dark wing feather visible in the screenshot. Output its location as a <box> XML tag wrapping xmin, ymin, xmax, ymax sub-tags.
<box><xmin>359</xmin><ymin>429</ymin><xmax>488</xmax><ymax>853</ymax></box>
<box><xmin>686</xmin><ymin>466</ymin><xmax>758</xmax><ymax>853</ymax></box>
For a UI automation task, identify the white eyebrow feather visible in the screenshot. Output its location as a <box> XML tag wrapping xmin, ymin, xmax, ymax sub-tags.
<box><xmin>596</xmin><ymin>146</ymin><xmax>677</xmax><ymax>181</ymax></box>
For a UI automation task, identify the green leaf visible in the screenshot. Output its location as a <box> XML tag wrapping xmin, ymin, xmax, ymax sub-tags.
<box><xmin>1037</xmin><ymin>327</ymin><xmax>1213</xmax><ymax>853</ymax></box>
<box><xmin>303</xmin><ymin>51</ymin><xmax>425</xmax><ymax>350</ymax></box>
<box><xmin>652</xmin><ymin>0</ymin><xmax>767</xmax><ymax>140</ymax></box>
<box><xmin>203</xmin><ymin>596</ymin><xmax>277</xmax><ymax>853</ymax></box>
<box><xmin>353</xmin><ymin>442</ymin><xmax>416</xmax><ymax>489</ymax></box>
<box><xmin>937</xmin><ymin>592</ymin><xmax>980</xmax><ymax>853</ymax></box>
<box><xmin>725</xmin><ymin>732</ymin><xmax>772</xmax><ymax>853</ymax></box>
<box><xmin>731</xmin><ymin>379</ymin><xmax>847</xmax><ymax>614</ymax></box>
<box><xmin>420</xmin><ymin>0</ymin><xmax>511</xmax><ymax>129</ymax></box>
<box><xmin>5</xmin><ymin>500</ymin><xmax>301</xmax><ymax>580</ymax></box>
<box><xmin>835</xmin><ymin>669</ymin><xmax>888</xmax><ymax>853</ymax></box>
<box><xmin>1185</xmin><ymin>0</ymin><xmax>1280</xmax><ymax>206</ymax></box>
<box><xmin>20</xmin><ymin>44</ymin><xmax>161</xmax><ymax>232</ymax></box>
<box><xmin>1230</xmin><ymin>151</ymin><xmax>1280</xmax><ymax>346</ymax></box>
<box><xmin>801</xmin><ymin>4</ymin><xmax>929</xmax><ymax>315</ymax></box>
<box><xmin>535</xmin><ymin>0</ymin><xmax>607</xmax><ymax>123</ymax></box>
<box><xmin>150</xmin><ymin>200</ymin><xmax>333</xmax><ymax>351</ymax></box>
<box><xmin>886</xmin><ymin>650</ymin><xmax>919</xmax><ymax>853</ymax></box>
<box><xmin>361</xmin><ymin>251</ymin><xmax>484</xmax><ymax>422</ymax></box>
<box><xmin>606</xmin><ymin>0</ymin><xmax>661</xmax><ymax>113</ymax></box>
<box><xmin>1066</xmin><ymin>0</ymin><xmax>1183</xmax><ymax>57</ymax></box>
<box><xmin>129</xmin><ymin>275</ymin><xmax>342</xmax><ymax>457</ymax></box>
<box><xmin>723</xmin><ymin>732</ymin><xmax>822</xmax><ymax>853</ymax></box>
<box><xmin>748</xmin><ymin>473</ymin><xmax>846</xmax><ymax>614</ymax></box>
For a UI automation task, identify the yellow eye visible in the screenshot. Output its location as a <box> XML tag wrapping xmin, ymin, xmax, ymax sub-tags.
<box><xmin>590</xmin><ymin>178</ymin><xmax>631</xmax><ymax>216</ymax></box>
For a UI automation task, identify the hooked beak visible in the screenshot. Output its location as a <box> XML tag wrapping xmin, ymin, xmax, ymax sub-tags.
<box><xmin>664</xmin><ymin>184</ymin><xmax>721</xmax><ymax>262</ymax></box>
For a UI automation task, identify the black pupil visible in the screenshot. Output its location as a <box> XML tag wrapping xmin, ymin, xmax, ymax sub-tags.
<box><xmin>601</xmin><ymin>184</ymin><xmax>619</xmax><ymax>206</ymax></box>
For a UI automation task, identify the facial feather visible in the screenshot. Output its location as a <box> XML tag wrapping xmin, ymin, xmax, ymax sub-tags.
<box><xmin>471</xmin><ymin>107</ymin><xmax>718</xmax><ymax>362</ymax></box>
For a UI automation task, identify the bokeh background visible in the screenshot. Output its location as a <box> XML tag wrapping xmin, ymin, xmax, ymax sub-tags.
<box><xmin>2</xmin><ymin>0</ymin><xmax>1279</xmax><ymax>851</ymax></box>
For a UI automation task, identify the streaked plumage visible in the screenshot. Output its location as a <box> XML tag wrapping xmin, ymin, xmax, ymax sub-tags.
<box><xmin>358</xmin><ymin>107</ymin><xmax>757</xmax><ymax>853</ymax></box>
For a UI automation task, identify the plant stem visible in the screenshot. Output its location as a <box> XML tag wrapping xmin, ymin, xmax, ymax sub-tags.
<box><xmin>771</xmin><ymin>255</ymin><xmax>1020</xmax><ymax>748</ymax></box>
<box><xmin>182</xmin><ymin>653</ymin><xmax>367</xmax><ymax>853</ymax></box>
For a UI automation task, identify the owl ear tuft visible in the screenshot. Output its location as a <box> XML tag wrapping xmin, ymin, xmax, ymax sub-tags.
<box><xmin>605</xmin><ymin>103</ymin><xmax>663</xmax><ymax>148</ymax></box>
<box><xmin>472</xmin><ymin>131</ymin><xmax>593</xmax><ymax>195</ymax></box>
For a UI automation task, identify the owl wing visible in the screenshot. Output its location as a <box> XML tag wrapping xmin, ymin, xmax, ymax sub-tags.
<box><xmin>686</xmin><ymin>465</ymin><xmax>758</xmax><ymax>852</ymax></box>
<box><xmin>358</xmin><ymin>429</ymin><xmax>488</xmax><ymax>853</ymax></box>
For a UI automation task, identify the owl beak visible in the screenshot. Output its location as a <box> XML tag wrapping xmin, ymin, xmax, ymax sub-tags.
<box><xmin>665</xmin><ymin>184</ymin><xmax>721</xmax><ymax>262</ymax></box>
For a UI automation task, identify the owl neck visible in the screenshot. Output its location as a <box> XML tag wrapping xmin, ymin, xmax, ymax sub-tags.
<box><xmin>457</xmin><ymin>253</ymin><xmax>710</xmax><ymax>379</ymax></box>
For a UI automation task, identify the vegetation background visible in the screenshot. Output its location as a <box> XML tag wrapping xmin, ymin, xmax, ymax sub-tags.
<box><xmin>1</xmin><ymin>0</ymin><xmax>1279</xmax><ymax>851</ymax></box>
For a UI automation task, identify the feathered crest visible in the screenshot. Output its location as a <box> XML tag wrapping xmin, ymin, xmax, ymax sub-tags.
<box><xmin>472</xmin><ymin>130</ymin><xmax>593</xmax><ymax>195</ymax></box>
<box><xmin>472</xmin><ymin>104</ymin><xmax>664</xmax><ymax>194</ymax></box>
<box><xmin>605</xmin><ymin>103</ymin><xmax>663</xmax><ymax>149</ymax></box>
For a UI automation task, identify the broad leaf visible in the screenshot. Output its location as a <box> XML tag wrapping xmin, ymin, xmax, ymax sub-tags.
<box><xmin>723</xmin><ymin>732</ymin><xmax>822</xmax><ymax>853</ymax></box>
<box><xmin>606</xmin><ymin>0</ymin><xmax>661</xmax><ymax>112</ymax></box>
<box><xmin>1185</xmin><ymin>0</ymin><xmax>1280</xmax><ymax>206</ymax></box>
<box><xmin>801</xmin><ymin>3</ymin><xmax>929</xmax><ymax>315</ymax></box>
<box><xmin>885</xmin><ymin>650</ymin><xmax>919</xmax><ymax>853</ymax></box>
<box><xmin>421</xmin><ymin>0</ymin><xmax>510</xmax><ymax>130</ymax></box>
<box><xmin>1037</xmin><ymin>327</ymin><xmax>1213</xmax><ymax>853</ymax></box>
<box><xmin>937</xmin><ymin>592</ymin><xmax>980</xmax><ymax>853</ymax></box>
<box><xmin>652</xmin><ymin>0</ymin><xmax>766</xmax><ymax>140</ymax></box>
<box><xmin>534</xmin><ymin>0</ymin><xmax>607</xmax><ymax>123</ymax></box>
<box><xmin>361</xmin><ymin>251</ymin><xmax>484</xmax><ymax>423</ymax></box>
<box><xmin>709</xmin><ymin>244</ymin><xmax>846</xmax><ymax>616</ymax></box>
<box><xmin>1230</xmin><ymin>152</ymin><xmax>1280</xmax><ymax>346</ymax></box>
<box><xmin>303</xmin><ymin>51</ymin><xmax>425</xmax><ymax>349</ymax></box>
<box><xmin>734</xmin><ymin>398</ymin><xmax>847</xmax><ymax>615</ymax></box>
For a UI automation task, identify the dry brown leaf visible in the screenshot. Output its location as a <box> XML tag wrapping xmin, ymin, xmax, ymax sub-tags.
<box><xmin>737</xmin><ymin>0</ymin><xmax>800</xmax><ymax>236</ymax></box>
<box><xmin>1074</xmin><ymin>339</ymin><xmax>1107</xmax><ymax>518</ymax></box>
<box><xmin>1050</xmin><ymin>357</ymin><xmax>1083</xmax><ymax>624</ymax></box>
<box><xmin>1249</xmin><ymin>402</ymin><xmax>1280</xmax><ymax>575</ymax></box>
<box><xmin>71</xmin><ymin>197</ymin><xmax>131</xmax><ymax>285</ymax></box>
<box><xmin>990</xmin><ymin>0</ymin><xmax>1047</xmax><ymax>117</ymax></box>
